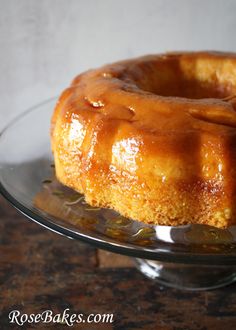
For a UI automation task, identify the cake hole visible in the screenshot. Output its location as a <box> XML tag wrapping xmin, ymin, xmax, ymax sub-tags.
<box><xmin>137</xmin><ymin>75</ymin><xmax>234</xmax><ymax>100</ymax></box>
<box><xmin>125</xmin><ymin>57</ymin><xmax>236</xmax><ymax>100</ymax></box>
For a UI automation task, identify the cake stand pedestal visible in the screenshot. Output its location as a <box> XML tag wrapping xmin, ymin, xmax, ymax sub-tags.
<box><xmin>135</xmin><ymin>259</ymin><xmax>236</xmax><ymax>290</ymax></box>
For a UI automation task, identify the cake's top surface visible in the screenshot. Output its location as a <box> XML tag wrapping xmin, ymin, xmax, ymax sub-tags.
<box><xmin>53</xmin><ymin>52</ymin><xmax>236</xmax><ymax>134</ymax></box>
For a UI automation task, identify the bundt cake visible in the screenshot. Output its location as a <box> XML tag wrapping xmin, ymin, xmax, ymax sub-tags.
<box><xmin>51</xmin><ymin>52</ymin><xmax>236</xmax><ymax>228</ymax></box>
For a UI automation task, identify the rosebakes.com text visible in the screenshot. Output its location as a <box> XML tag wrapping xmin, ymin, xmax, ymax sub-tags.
<box><xmin>9</xmin><ymin>309</ymin><xmax>114</xmax><ymax>326</ymax></box>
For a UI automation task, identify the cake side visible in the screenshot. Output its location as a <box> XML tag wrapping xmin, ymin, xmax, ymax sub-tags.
<box><xmin>51</xmin><ymin>52</ymin><xmax>236</xmax><ymax>228</ymax></box>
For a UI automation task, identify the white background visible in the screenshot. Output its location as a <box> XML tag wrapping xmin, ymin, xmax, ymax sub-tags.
<box><xmin>1</xmin><ymin>0</ymin><xmax>236</xmax><ymax>130</ymax></box>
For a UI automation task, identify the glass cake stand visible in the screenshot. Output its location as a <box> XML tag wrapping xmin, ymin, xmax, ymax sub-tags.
<box><xmin>1</xmin><ymin>98</ymin><xmax>236</xmax><ymax>291</ymax></box>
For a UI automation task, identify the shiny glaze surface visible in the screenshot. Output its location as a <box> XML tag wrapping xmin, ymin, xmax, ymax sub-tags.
<box><xmin>51</xmin><ymin>52</ymin><xmax>236</xmax><ymax>227</ymax></box>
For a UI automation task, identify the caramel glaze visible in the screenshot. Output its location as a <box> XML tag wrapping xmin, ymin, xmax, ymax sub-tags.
<box><xmin>51</xmin><ymin>52</ymin><xmax>236</xmax><ymax>228</ymax></box>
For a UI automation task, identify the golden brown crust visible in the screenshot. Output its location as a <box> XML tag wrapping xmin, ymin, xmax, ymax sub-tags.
<box><xmin>51</xmin><ymin>52</ymin><xmax>236</xmax><ymax>228</ymax></box>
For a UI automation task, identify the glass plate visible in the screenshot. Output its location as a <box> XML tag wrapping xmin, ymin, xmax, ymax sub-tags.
<box><xmin>1</xmin><ymin>98</ymin><xmax>236</xmax><ymax>290</ymax></box>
